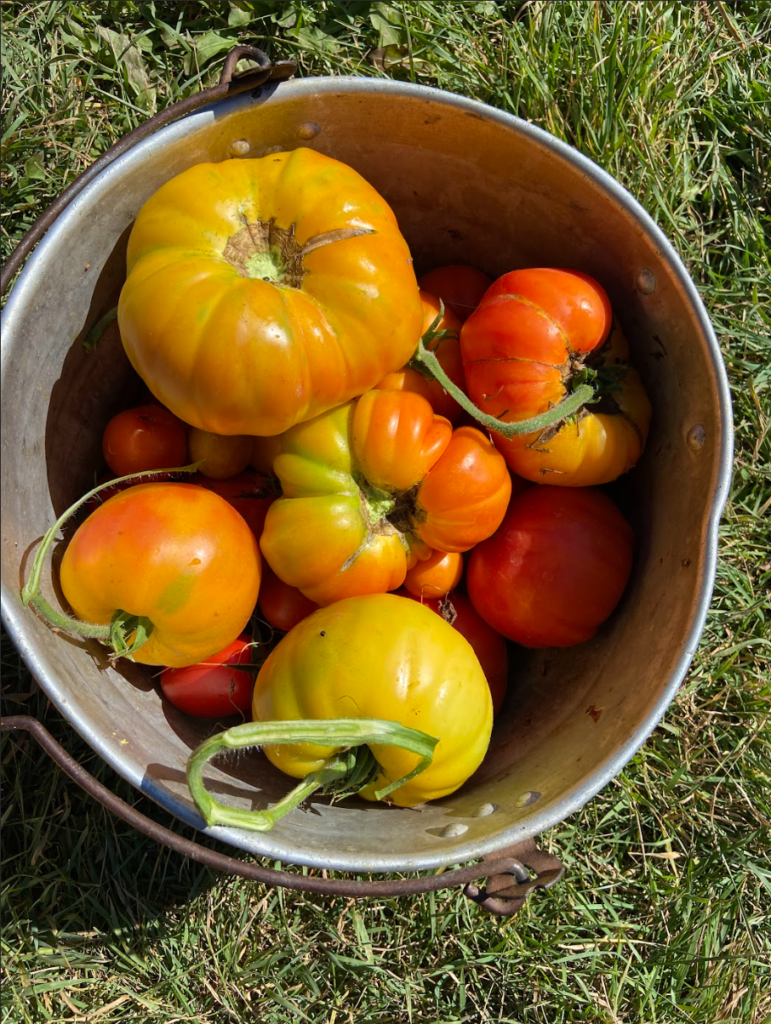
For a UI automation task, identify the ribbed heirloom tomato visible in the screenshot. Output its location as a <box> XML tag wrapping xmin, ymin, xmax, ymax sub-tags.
<box><xmin>399</xmin><ymin>589</ymin><xmax>509</xmax><ymax>715</ymax></box>
<box><xmin>118</xmin><ymin>148</ymin><xmax>424</xmax><ymax>436</ymax></box>
<box><xmin>59</xmin><ymin>483</ymin><xmax>262</xmax><ymax>667</ymax></box>
<box><xmin>260</xmin><ymin>388</ymin><xmax>512</xmax><ymax>606</ymax></box>
<box><xmin>251</xmin><ymin>594</ymin><xmax>493</xmax><ymax>806</ymax></box>
<box><xmin>461</xmin><ymin>268</ymin><xmax>652</xmax><ymax>486</ymax></box>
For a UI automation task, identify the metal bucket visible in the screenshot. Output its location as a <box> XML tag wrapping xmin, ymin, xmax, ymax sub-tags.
<box><xmin>1</xmin><ymin>61</ymin><xmax>733</xmax><ymax>894</ymax></box>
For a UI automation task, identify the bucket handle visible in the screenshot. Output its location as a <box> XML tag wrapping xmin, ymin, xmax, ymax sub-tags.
<box><xmin>1</xmin><ymin>714</ymin><xmax>564</xmax><ymax>915</ymax></box>
<box><xmin>0</xmin><ymin>46</ymin><xmax>297</xmax><ymax>296</ymax></box>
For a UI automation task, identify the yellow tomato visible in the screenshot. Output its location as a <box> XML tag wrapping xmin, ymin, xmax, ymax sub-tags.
<box><xmin>252</xmin><ymin>594</ymin><xmax>493</xmax><ymax>806</ymax></box>
<box><xmin>118</xmin><ymin>148</ymin><xmax>424</xmax><ymax>436</ymax></box>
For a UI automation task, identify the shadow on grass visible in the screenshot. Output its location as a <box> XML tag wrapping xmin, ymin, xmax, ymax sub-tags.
<box><xmin>1</xmin><ymin>628</ymin><xmax>242</xmax><ymax>950</ymax></box>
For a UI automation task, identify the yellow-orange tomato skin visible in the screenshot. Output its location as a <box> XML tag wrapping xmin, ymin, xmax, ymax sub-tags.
<box><xmin>59</xmin><ymin>483</ymin><xmax>261</xmax><ymax>667</ymax></box>
<box><xmin>252</xmin><ymin>594</ymin><xmax>493</xmax><ymax>806</ymax></box>
<box><xmin>403</xmin><ymin>549</ymin><xmax>463</xmax><ymax>599</ymax></box>
<box><xmin>118</xmin><ymin>148</ymin><xmax>424</xmax><ymax>437</ymax></box>
<box><xmin>260</xmin><ymin>391</ymin><xmax>511</xmax><ymax>607</ymax></box>
<box><xmin>189</xmin><ymin>428</ymin><xmax>253</xmax><ymax>480</ymax></box>
<box><xmin>461</xmin><ymin>269</ymin><xmax>651</xmax><ymax>486</ymax></box>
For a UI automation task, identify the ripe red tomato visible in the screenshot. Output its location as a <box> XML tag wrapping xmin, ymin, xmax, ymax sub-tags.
<box><xmin>418</xmin><ymin>265</ymin><xmax>493</xmax><ymax>322</ymax></box>
<box><xmin>187</xmin><ymin>470</ymin><xmax>278</xmax><ymax>540</ymax></box>
<box><xmin>160</xmin><ymin>634</ymin><xmax>255</xmax><ymax>718</ymax></box>
<box><xmin>399</xmin><ymin>589</ymin><xmax>509</xmax><ymax>715</ymax></box>
<box><xmin>102</xmin><ymin>404</ymin><xmax>189</xmax><ymax>477</ymax></box>
<box><xmin>259</xmin><ymin>566</ymin><xmax>319</xmax><ymax>632</ymax></box>
<box><xmin>467</xmin><ymin>486</ymin><xmax>634</xmax><ymax>648</ymax></box>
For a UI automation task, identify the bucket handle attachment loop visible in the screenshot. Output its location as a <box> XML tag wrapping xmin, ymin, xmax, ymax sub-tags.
<box><xmin>1</xmin><ymin>714</ymin><xmax>564</xmax><ymax>915</ymax></box>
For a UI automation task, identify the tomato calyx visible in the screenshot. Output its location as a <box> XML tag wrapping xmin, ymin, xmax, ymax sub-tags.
<box><xmin>409</xmin><ymin>306</ymin><xmax>596</xmax><ymax>439</ymax></box>
<box><xmin>186</xmin><ymin>718</ymin><xmax>439</xmax><ymax>832</ymax></box>
<box><xmin>356</xmin><ymin>477</ymin><xmax>426</xmax><ymax>544</ymax></box>
<box><xmin>223</xmin><ymin>217</ymin><xmax>376</xmax><ymax>288</ymax></box>
<box><xmin>108</xmin><ymin>610</ymin><xmax>155</xmax><ymax>658</ymax></box>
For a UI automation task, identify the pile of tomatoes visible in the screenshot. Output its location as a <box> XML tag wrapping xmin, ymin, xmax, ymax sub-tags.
<box><xmin>29</xmin><ymin>148</ymin><xmax>653</xmax><ymax>810</ymax></box>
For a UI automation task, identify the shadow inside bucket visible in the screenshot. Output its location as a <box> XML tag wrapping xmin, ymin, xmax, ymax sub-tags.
<box><xmin>44</xmin><ymin>225</ymin><xmax>146</xmax><ymax>519</ymax></box>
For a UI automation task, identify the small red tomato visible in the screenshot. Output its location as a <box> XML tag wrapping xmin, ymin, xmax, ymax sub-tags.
<box><xmin>187</xmin><ymin>470</ymin><xmax>278</xmax><ymax>540</ymax></box>
<box><xmin>102</xmin><ymin>404</ymin><xmax>189</xmax><ymax>477</ymax></box>
<box><xmin>259</xmin><ymin>566</ymin><xmax>319</xmax><ymax>632</ymax></box>
<box><xmin>399</xmin><ymin>589</ymin><xmax>509</xmax><ymax>715</ymax></box>
<box><xmin>160</xmin><ymin>634</ymin><xmax>255</xmax><ymax>718</ymax></box>
<box><xmin>417</xmin><ymin>265</ymin><xmax>493</xmax><ymax>322</ymax></box>
<box><xmin>467</xmin><ymin>486</ymin><xmax>634</xmax><ymax>648</ymax></box>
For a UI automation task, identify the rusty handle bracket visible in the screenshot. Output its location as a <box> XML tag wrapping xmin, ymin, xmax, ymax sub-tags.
<box><xmin>0</xmin><ymin>46</ymin><xmax>297</xmax><ymax>296</ymax></box>
<box><xmin>1</xmin><ymin>714</ymin><xmax>564</xmax><ymax>914</ymax></box>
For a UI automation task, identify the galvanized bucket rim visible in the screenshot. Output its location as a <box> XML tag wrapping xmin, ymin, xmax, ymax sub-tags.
<box><xmin>1</xmin><ymin>73</ymin><xmax>734</xmax><ymax>873</ymax></box>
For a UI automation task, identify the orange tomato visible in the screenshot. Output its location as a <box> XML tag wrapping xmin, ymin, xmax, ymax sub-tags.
<box><xmin>260</xmin><ymin>390</ymin><xmax>512</xmax><ymax>606</ymax></box>
<box><xmin>461</xmin><ymin>268</ymin><xmax>652</xmax><ymax>486</ymax></box>
<box><xmin>403</xmin><ymin>549</ymin><xmax>463</xmax><ymax>599</ymax></box>
<box><xmin>59</xmin><ymin>483</ymin><xmax>261</xmax><ymax>667</ymax></box>
<box><xmin>102</xmin><ymin>404</ymin><xmax>188</xmax><ymax>477</ymax></box>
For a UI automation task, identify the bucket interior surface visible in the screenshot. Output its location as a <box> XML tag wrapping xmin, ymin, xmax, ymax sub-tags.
<box><xmin>1</xmin><ymin>79</ymin><xmax>731</xmax><ymax>871</ymax></box>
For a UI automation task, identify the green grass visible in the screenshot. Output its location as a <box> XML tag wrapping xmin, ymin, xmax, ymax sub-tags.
<box><xmin>2</xmin><ymin>1</ymin><xmax>770</xmax><ymax>1021</ymax></box>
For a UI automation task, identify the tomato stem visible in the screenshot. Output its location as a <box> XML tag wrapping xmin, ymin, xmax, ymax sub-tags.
<box><xmin>186</xmin><ymin>717</ymin><xmax>439</xmax><ymax>832</ymax></box>
<box><xmin>409</xmin><ymin>307</ymin><xmax>596</xmax><ymax>438</ymax></box>
<box><xmin>82</xmin><ymin>306</ymin><xmax>118</xmax><ymax>352</ymax></box>
<box><xmin>21</xmin><ymin>464</ymin><xmax>202</xmax><ymax>655</ymax></box>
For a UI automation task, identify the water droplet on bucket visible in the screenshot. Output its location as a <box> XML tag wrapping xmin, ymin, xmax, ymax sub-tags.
<box><xmin>687</xmin><ymin>424</ymin><xmax>706</xmax><ymax>451</ymax></box>
<box><xmin>228</xmin><ymin>139</ymin><xmax>251</xmax><ymax>157</ymax></box>
<box><xmin>635</xmin><ymin>268</ymin><xmax>656</xmax><ymax>294</ymax></box>
<box><xmin>297</xmin><ymin>121</ymin><xmax>321</xmax><ymax>140</ymax></box>
<box><xmin>515</xmin><ymin>790</ymin><xmax>541</xmax><ymax>807</ymax></box>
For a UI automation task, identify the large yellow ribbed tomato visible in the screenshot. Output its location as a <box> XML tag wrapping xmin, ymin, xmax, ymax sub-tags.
<box><xmin>118</xmin><ymin>148</ymin><xmax>424</xmax><ymax>436</ymax></box>
<box><xmin>252</xmin><ymin>594</ymin><xmax>494</xmax><ymax>806</ymax></box>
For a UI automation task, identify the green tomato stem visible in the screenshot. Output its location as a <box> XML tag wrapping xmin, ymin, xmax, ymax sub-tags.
<box><xmin>186</xmin><ymin>718</ymin><xmax>439</xmax><ymax>833</ymax></box>
<box><xmin>82</xmin><ymin>306</ymin><xmax>118</xmax><ymax>352</ymax></box>
<box><xmin>21</xmin><ymin>463</ymin><xmax>202</xmax><ymax>655</ymax></box>
<box><xmin>408</xmin><ymin>304</ymin><xmax>595</xmax><ymax>437</ymax></box>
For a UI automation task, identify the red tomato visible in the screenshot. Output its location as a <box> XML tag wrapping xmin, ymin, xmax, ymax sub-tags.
<box><xmin>186</xmin><ymin>470</ymin><xmax>278</xmax><ymax>539</ymax></box>
<box><xmin>258</xmin><ymin>566</ymin><xmax>319</xmax><ymax>632</ymax></box>
<box><xmin>418</xmin><ymin>265</ymin><xmax>493</xmax><ymax>322</ymax></box>
<box><xmin>160</xmin><ymin>634</ymin><xmax>255</xmax><ymax>718</ymax></box>
<box><xmin>467</xmin><ymin>486</ymin><xmax>634</xmax><ymax>648</ymax></box>
<box><xmin>102</xmin><ymin>404</ymin><xmax>189</xmax><ymax>477</ymax></box>
<box><xmin>399</xmin><ymin>589</ymin><xmax>509</xmax><ymax>715</ymax></box>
